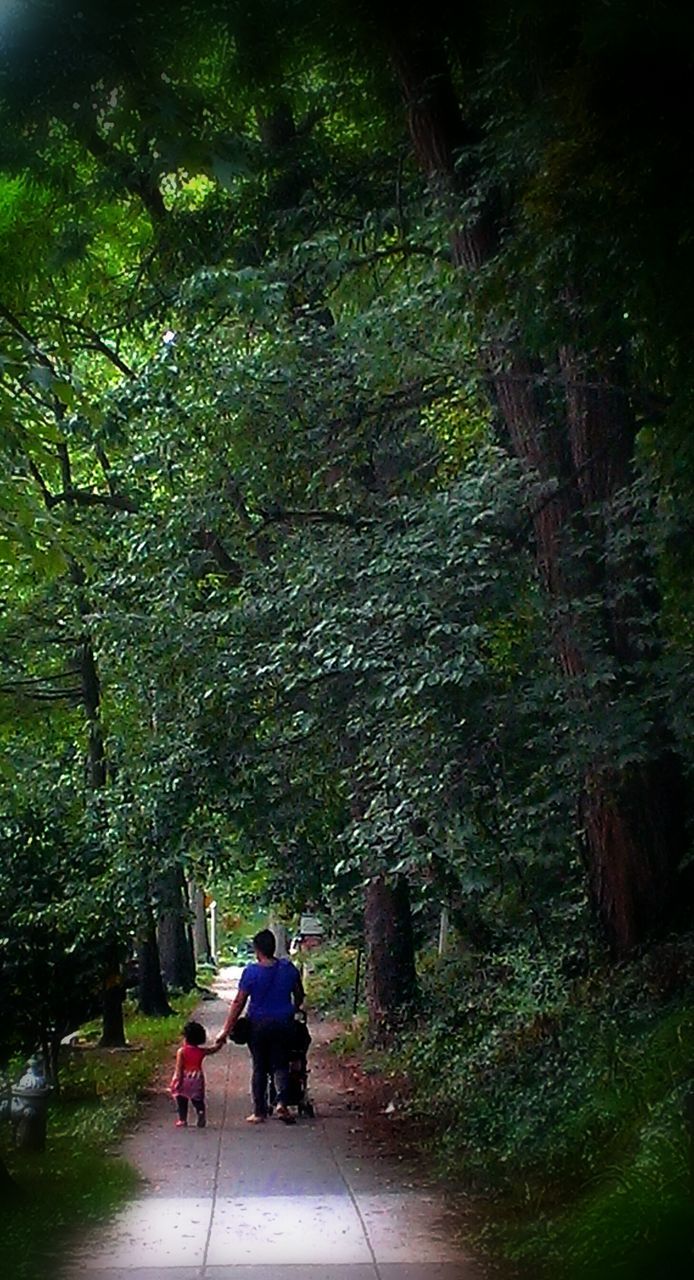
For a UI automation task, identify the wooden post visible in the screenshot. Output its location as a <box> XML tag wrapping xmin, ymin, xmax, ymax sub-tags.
<box><xmin>353</xmin><ymin>948</ymin><xmax>363</xmax><ymax>1016</ymax></box>
<box><xmin>438</xmin><ymin>905</ymin><xmax>450</xmax><ymax>958</ymax></box>
<box><xmin>209</xmin><ymin>900</ymin><xmax>217</xmax><ymax>963</ymax></box>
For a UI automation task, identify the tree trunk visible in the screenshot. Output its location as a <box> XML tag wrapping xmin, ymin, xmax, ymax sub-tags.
<box><xmin>75</xmin><ymin>622</ymin><xmax>126</xmax><ymax>1045</ymax></box>
<box><xmin>385</xmin><ymin>17</ymin><xmax>690</xmax><ymax>955</ymax></box>
<box><xmin>560</xmin><ymin>350</ymin><xmax>689</xmax><ymax>946</ymax></box>
<box><xmin>180</xmin><ymin>875</ymin><xmax>196</xmax><ymax>976</ymax></box>
<box><xmin>191</xmin><ymin>883</ymin><xmax>212</xmax><ymax>965</ymax></box>
<box><xmin>157</xmin><ymin>866</ymin><xmax>196</xmax><ymax>992</ymax></box>
<box><xmin>364</xmin><ymin>874</ymin><xmax>418</xmax><ymax>1045</ymax></box>
<box><xmin>581</xmin><ymin>754</ymin><xmax>688</xmax><ymax>955</ymax></box>
<box><xmin>137</xmin><ymin>905</ymin><xmax>173</xmax><ymax>1016</ymax></box>
<box><xmin>77</xmin><ymin>637</ymin><xmax>107</xmax><ymax>789</ymax></box>
<box><xmin>99</xmin><ymin>966</ymin><xmax>127</xmax><ymax>1047</ymax></box>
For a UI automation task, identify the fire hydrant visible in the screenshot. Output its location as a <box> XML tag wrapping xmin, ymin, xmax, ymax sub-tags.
<box><xmin>11</xmin><ymin>1056</ymin><xmax>52</xmax><ymax>1152</ymax></box>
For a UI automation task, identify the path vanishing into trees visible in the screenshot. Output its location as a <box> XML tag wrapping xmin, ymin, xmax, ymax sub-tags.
<box><xmin>65</xmin><ymin>969</ymin><xmax>477</xmax><ymax>1280</ymax></box>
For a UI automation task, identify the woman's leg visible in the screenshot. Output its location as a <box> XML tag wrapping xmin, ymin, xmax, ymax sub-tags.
<box><xmin>249</xmin><ymin>1024</ymin><xmax>271</xmax><ymax>1117</ymax></box>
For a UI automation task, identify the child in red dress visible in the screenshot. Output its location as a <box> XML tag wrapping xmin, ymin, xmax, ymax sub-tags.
<box><xmin>170</xmin><ymin>1020</ymin><xmax>221</xmax><ymax>1128</ymax></box>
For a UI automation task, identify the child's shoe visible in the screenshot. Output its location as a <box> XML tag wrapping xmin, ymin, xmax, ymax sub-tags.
<box><xmin>196</xmin><ymin>1114</ymin><xmax>206</xmax><ymax>1128</ymax></box>
<box><xmin>175</xmin><ymin>1119</ymin><xmax>187</xmax><ymax>1127</ymax></box>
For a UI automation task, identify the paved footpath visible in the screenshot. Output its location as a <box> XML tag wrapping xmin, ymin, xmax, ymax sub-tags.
<box><xmin>66</xmin><ymin>968</ymin><xmax>479</xmax><ymax>1280</ymax></box>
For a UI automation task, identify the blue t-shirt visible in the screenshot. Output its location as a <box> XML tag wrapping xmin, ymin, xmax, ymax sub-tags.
<box><xmin>239</xmin><ymin>958</ymin><xmax>301</xmax><ymax>1022</ymax></box>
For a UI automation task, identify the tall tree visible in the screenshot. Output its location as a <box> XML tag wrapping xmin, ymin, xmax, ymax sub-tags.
<box><xmin>365</xmin><ymin>0</ymin><xmax>690</xmax><ymax>954</ymax></box>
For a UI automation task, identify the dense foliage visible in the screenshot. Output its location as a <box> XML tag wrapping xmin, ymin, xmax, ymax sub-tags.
<box><xmin>0</xmin><ymin>2</ymin><xmax>692</xmax><ymax>1274</ymax></box>
<box><xmin>401</xmin><ymin>940</ymin><xmax>694</xmax><ymax>1278</ymax></box>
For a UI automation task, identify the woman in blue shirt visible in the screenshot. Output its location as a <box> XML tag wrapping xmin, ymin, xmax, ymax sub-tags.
<box><xmin>217</xmin><ymin>928</ymin><xmax>304</xmax><ymax>1123</ymax></box>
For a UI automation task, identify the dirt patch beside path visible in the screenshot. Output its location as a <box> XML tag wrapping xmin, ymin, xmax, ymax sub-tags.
<box><xmin>310</xmin><ymin>1016</ymin><xmax>434</xmax><ymax>1172</ymax></box>
<box><xmin>308</xmin><ymin>1015</ymin><xmax>513</xmax><ymax>1280</ymax></box>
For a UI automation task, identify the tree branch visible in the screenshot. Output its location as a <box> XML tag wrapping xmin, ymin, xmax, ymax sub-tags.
<box><xmin>26</xmin><ymin>456</ymin><xmax>137</xmax><ymax>514</ymax></box>
<box><xmin>47</xmin><ymin>488</ymin><xmax>139</xmax><ymax>513</ymax></box>
<box><xmin>191</xmin><ymin>530</ymin><xmax>243</xmax><ymax>583</ymax></box>
<box><xmin>84</xmin><ymin>129</ymin><xmax>167</xmax><ymax>224</ymax></box>
<box><xmin>0</xmin><ymin>674</ymin><xmax>82</xmax><ymax>703</ymax></box>
<box><xmin>94</xmin><ymin>445</ymin><xmax>118</xmax><ymax>496</ymax></box>
<box><xmin>252</xmin><ymin>506</ymin><xmax>374</xmax><ymax>535</ymax></box>
<box><xmin>36</xmin><ymin>312</ymin><xmax>138</xmax><ymax>380</ymax></box>
<box><xmin>0</xmin><ymin>301</ymin><xmax>52</xmax><ymax>361</ymax></box>
<box><xmin>26</xmin><ymin>458</ymin><xmax>54</xmax><ymax>507</ymax></box>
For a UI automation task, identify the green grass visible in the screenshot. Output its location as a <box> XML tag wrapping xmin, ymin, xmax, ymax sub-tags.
<box><xmin>0</xmin><ymin>993</ymin><xmax>199</xmax><ymax>1280</ymax></box>
<box><xmin>194</xmin><ymin>963</ymin><xmax>217</xmax><ymax>989</ymax></box>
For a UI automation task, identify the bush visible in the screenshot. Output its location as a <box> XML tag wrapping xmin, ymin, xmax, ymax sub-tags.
<box><xmin>392</xmin><ymin>939</ymin><xmax>694</xmax><ymax>1278</ymax></box>
<box><xmin>302</xmin><ymin>942</ymin><xmax>362</xmax><ymax>1018</ymax></box>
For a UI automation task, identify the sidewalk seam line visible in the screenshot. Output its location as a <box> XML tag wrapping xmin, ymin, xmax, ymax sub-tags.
<box><xmin>200</xmin><ymin>999</ymin><xmax>234</xmax><ymax>1278</ymax></box>
<box><xmin>317</xmin><ymin>1100</ymin><xmax>383</xmax><ymax>1280</ymax></box>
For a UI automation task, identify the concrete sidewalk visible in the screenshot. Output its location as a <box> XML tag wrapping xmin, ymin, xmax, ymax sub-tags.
<box><xmin>66</xmin><ymin>968</ymin><xmax>478</xmax><ymax>1280</ymax></box>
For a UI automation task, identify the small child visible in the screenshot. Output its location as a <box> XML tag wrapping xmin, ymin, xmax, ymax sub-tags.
<box><xmin>170</xmin><ymin>1020</ymin><xmax>221</xmax><ymax>1128</ymax></box>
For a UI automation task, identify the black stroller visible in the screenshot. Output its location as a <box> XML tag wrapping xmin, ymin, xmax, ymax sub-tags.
<box><xmin>268</xmin><ymin>1011</ymin><xmax>314</xmax><ymax>1118</ymax></box>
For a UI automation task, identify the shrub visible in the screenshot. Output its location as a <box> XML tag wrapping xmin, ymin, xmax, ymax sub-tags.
<box><xmin>392</xmin><ymin>938</ymin><xmax>694</xmax><ymax>1277</ymax></box>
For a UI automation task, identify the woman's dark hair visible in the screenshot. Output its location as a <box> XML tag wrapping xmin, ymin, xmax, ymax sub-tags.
<box><xmin>183</xmin><ymin>1020</ymin><xmax>206</xmax><ymax>1046</ymax></box>
<box><xmin>253</xmin><ymin>928</ymin><xmax>276</xmax><ymax>959</ymax></box>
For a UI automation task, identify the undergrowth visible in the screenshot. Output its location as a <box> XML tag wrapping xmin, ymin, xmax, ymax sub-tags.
<box><xmin>302</xmin><ymin>941</ymin><xmax>363</xmax><ymax>1019</ymax></box>
<box><xmin>320</xmin><ymin>937</ymin><xmax>694</xmax><ymax>1278</ymax></box>
<box><xmin>394</xmin><ymin>938</ymin><xmax>694</xmax><ymax>1279</ymax></box>
<box><xmin>0</xmin><ymin>992</ymin><xmax>199</xmax><ymax>1280</ymax></box>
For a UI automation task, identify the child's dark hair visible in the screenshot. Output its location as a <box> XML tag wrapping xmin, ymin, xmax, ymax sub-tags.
<box><xmin>183</xmin><ymin>1020</ymin><xmax>206</xmax><ymax>1046</ymax></box>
